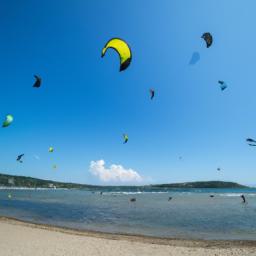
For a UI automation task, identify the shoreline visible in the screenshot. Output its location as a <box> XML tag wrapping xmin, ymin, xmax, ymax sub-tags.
<box><xmin>1</xmin><ymin>216</ymin><xmax>256</xmax><ymax>249</ymax></box>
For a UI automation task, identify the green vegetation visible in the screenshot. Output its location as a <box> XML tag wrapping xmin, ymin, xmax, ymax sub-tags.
<box><xmin>152</xmin><ymin>181</ymin><xmax>248</xmax><ymax>189</ymax></box>
<box><xmin>0</xmin><ymin>173</ymin><xmax>248</xmax><ymax>189</ymax></box>
<box><xmin>0</xmin><ymin>173</ymin><xmax>97</xmax><ymax>189</ymax></box>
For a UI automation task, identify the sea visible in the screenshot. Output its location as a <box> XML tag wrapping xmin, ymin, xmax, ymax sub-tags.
<box><xmin>1</xmin><ymin>187</ymin><xmax>256</xmax><ymax>240</ymax></box>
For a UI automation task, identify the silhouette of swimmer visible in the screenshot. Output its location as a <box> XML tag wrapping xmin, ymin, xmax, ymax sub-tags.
<box><xmin>130</xmin><ymin>198</ymin><xmax>136</xmax><ymax>202</ymax></box>
<box><xmin>210</xmin><ymin>195</ymin><xmax>214</xmax><ymax>198</ymax></box>
<box><xmin>168</xmin><ymin>197</ymin><xmax>172</xmax><ymax>201</ymax></box>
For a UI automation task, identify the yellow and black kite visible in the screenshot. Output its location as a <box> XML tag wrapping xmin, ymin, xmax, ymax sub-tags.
<box><xmin>101</xmin><ymin>38</ymin><xmax>132</xmax><ymax>71</ymax></box>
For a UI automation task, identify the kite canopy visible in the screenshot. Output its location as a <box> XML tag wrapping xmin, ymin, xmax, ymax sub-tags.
<box><xmin>123</xmin><ymin>134</ymin><xmax>129</xmax><ymax>144</ymax></box>
<box><xmin>246</xmin><ymin>138</ymin><xmax>256</xmax><ymax>146</ymax></box>
<box><xmin>2</xmin><ymin>114</ymin><xmax>14</xmax><ymax>128</ymax></box>
<box><xmin>101</xmin><ymin>38</ymin><xmax>132</xmax><ymax>71</ymax></box>
<box><xmin>189</xmin><ymin>52</ymin><xmax>200</xmax><ymax>65</ymax></box>
<box><xmin>150</xmin><ymin>89</ymin><xmax>155</xmax><ymax>100</ymax></box>
<box><xmin>52</xmin><ymin>165</ymin><xmax>57</xmax><ymax>169</ymax></box>
<box><xmin>49</xmin><ymin>147</ymin><xmax>54</xmax><ymax>153</ymax></box>
<box><xmin>201</xmin><ymin>32</ymin><xmax>213</xmax><ymax>48</ymax></box>
<box><xmin>218</xmin><ymin>81</ymin><xmax>228</xmax><ymax>91</ymax></box>
<box><xmin>33</xmin><ymin>75</ymin><xmax>42</xmax><ymax>88</ymax></box>
<box><xmin>246</xmin><ymin>138</ymin><xmax>255</xmax><ymax>143</ymax></box>
<box><xmin>17</xmin><ymin>154</ymin><xmax>24</xmax><ymax>163</ymax></box>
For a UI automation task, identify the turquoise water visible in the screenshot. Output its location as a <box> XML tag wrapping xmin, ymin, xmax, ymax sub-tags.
<box><xmin>1</xmin><ymin>188</ymin><xmax>256</xmax><ymax>240</ymax></box>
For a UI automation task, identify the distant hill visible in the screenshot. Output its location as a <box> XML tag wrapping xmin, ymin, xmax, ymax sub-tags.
<box><xmin>0</xmin><ymin>173</ymin><xmax>97</xmax><ymax>189</ymax></box>
<box><xmin>0</xmin><ymin>173</ymin><xmax>248</xmax><ymax>189</ymax></box>
<box><xmin>152</xmin><ymin>181</ymin><xmax>248</xmax><ymax>189</ymax></box>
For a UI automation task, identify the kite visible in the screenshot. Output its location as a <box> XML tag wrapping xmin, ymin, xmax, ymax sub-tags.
<box><xmin>101</xmin><ymin>38</ymin><xmax>132</xmax><ymax>71</ymax></box>
<box><xmin>189</xmin><ymin>52</ymin><xmax>200</xmax><ymax>65</ymax></box>
<box><xmin>17</xmin><ymin>154</ymin><xmax>24</xmax><ymax>163</ymax></box>
<box><xmin>201</xmin><ymin>32</ymin><xmax>213</xmax><ymax>48</ymax></box>
<box><xmin>52</xmin><ymin>164</ymin><xmax>57</xmax><ymax>169</ymax></box>
<box><xmin>246</xmin><ymin>138</ymin><xmax>256</xmax><ymax>143</ymax></box>
<box><xmin>246</xmin><ymin>138</ymin><xmax>256</xmax><ymax>146</ymax></box>
<box><xmin>49</xmin><ymin>147</ymin><xmax>54</xmax><ymax>153</ymax></box>
<box><xmin>33</xmin><ymin>75</ymin><xmax>42</xmax><ymax>88</ymax></box>
<box><xmin>123</xmin><ymin>134</ymin><xmax>129</xmax><ymax>144</ymax></box>
<box><xmin>150</xmin><ymin>89</ymin><xmax>155</xmax><ymax>100</ymax></box>
<box><xmin>2</xmin><ymin>114</ymin><xmax>13</xmax><ymax>128</ymax></box>
<box><xmin>217</xmin><ymin>167</ymin><xmax>221</xmax><ymax>171</ymax></box>
<box><xmin>33</xmin><ymin>155</ymin><xmax>40</xmax><ymax>160</ymax></box>
<box><xmin>218</xmin><ymin>81</ymin><xmax>228</xmax><ymax>91</ymax></box>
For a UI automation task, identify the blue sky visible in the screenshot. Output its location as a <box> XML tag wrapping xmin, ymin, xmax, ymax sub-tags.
<box><xmin>1</xmin><ymin>0</ymin><xmax>256</xmax><ymax>185</ymax></box>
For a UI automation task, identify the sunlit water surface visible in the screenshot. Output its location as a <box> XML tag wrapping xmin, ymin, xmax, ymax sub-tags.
<box><xmin>1</xmin><ymin>188</ymin><xmax>256</xmax><ymax>240</ymax></box>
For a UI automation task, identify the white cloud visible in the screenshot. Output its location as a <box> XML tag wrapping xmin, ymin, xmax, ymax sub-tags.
<box><xmin>89</xmin><ymin>160</ymin><xmax>142</xmax><ymax>183</ymax></box>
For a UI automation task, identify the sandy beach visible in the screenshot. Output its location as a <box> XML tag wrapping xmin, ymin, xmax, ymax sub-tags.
<box><xmin>0</xmin><ymin>217</ymin><xmax>255</xmax><ymax>256</ymax></box>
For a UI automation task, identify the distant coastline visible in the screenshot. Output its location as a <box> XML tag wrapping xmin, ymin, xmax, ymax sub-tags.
<box><xmin>0</xmin><ymin>173</ymin><xmax>248</xmax><ymax>189</ymax></box>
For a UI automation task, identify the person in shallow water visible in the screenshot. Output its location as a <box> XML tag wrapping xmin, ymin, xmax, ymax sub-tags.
<box><xmin>241</xmin><ymin>194</ymin><xmax>246</xmax><ymax>203</ymax></box>
<box><xmin>130</xmin><ymin>198</ymin><xmax>136</xmax><ymax>202</ymax></box>
<box><xmin>168</xmin><ymin>197</ymin><xmax>172</xmax><ymax>201</ymax></box>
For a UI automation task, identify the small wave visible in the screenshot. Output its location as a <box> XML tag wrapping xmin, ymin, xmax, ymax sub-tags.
<box><xmin>219</xmin><ymin>193</ymin><xmax>256</xmax><ymax>197</ymax></box>
<box><xmin>177</xmin><ymin>192</ymin><xmax>193</xmax><ymax>195</ymax></box>
<box><xmin>103</xmin><ymin>191</ymin><xmax>168</xmax><ymax>195</ymax></box>
<box><xmin>0</xmin><ymin>187</ymin><xmax>67</xmax><ymax>191</ymax></box>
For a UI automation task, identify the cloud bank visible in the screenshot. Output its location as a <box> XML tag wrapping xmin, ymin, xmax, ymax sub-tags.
<box><xmin>89</xmin><ymin>160</ymin><xmax>142</xmax><ymax>183</ymax></box>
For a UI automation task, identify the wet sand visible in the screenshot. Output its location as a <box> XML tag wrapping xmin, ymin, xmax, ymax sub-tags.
<box><xmin>0</xmin><ymin>217</ymin><xmax>256</xmax><ymax>256</ymax></box>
